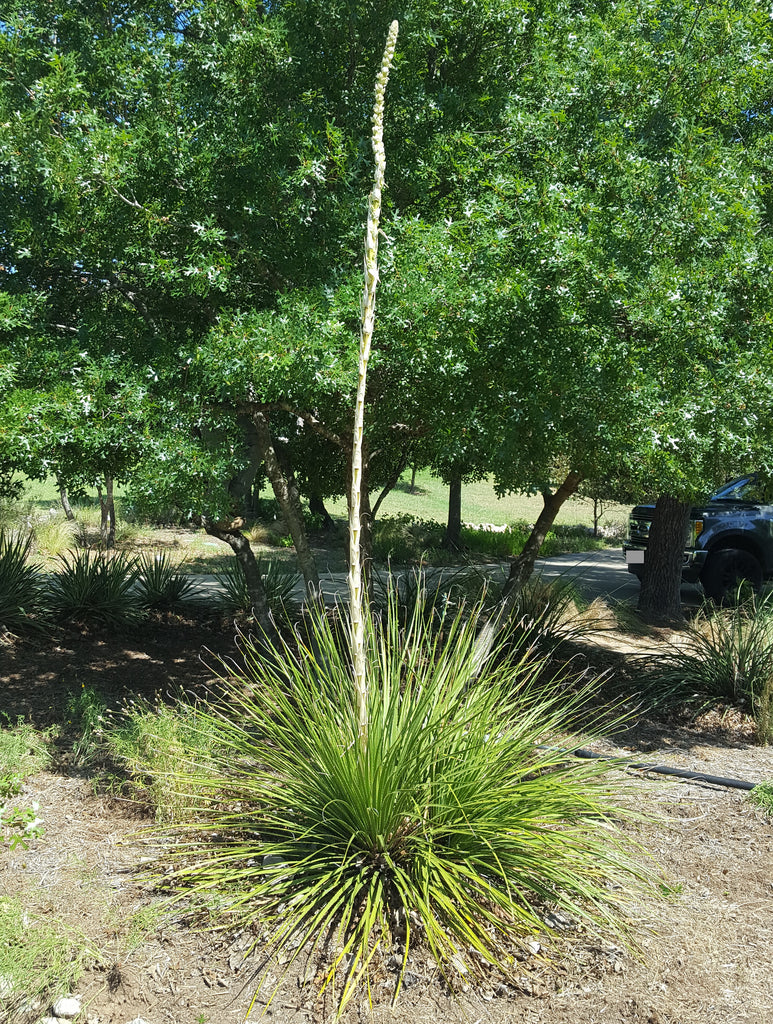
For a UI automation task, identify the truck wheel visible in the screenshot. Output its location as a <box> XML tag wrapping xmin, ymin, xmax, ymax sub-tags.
<box><xmin>700</xmin><ymin>549</ymin><xmax>763</xmax><ymax>603</ymax></box>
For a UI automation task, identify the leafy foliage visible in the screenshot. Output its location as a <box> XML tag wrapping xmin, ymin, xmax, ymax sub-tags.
<box><xmin>146</xmin><ymin>599</ymin><xmax>651</xmax><ymax>1013</ymax></box>
<box><xmin>2</xmin><ymin>0</ymin><xmax>772</xmax><ymax>592</ymax></box>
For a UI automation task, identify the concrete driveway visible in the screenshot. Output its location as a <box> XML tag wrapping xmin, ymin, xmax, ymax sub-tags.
<box><xmin>191</xmin><ymin>547</ymin><xmax>706</xmax><ymax>609</ymax></box>
<box><xmin>531</xmin><ymin>548</ymin><xmax>704</xmax><ymax>608</ymax></box>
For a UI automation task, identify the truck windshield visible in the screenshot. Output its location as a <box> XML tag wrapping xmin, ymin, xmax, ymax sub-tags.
<box><xmin>709</xmin><ymin>475</ymin><xmax>765</xmax><ymax>502</ymax></box>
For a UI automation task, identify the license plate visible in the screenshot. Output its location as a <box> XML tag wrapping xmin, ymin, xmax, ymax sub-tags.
<box><xmin>626</xmin><ymin>549</ymin><xmax>645</xmax><ymax>565</ymax></box>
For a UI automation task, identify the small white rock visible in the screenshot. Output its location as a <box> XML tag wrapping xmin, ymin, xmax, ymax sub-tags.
<box><xmin>52</xmin><ymin>995</ymin><xmax>82</xmax><ymax>1018</ymax></box>
<box><xmin>125</xmin><ymin>1018</ymin><xmax>153</xmax><ymax>1024</ymax></box>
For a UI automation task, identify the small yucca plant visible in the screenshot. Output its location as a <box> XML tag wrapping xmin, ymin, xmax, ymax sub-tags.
<box><xmin>0</xmin><ymin>529</ymin><xmax>46</xmax><ymax>632</ymax></box>
<box><xmin>50</xmin><ymin>550</ymin><xmax>144</xmax><ymax>625</ymax></box>
<box><xmin>639</xmin><ymin>589</ymin><xmax>773</xmax><ymax>741</ymax></box>
<box><xmin>481</xmin><ymin>571</ymin><xmax>603</xmax><ymax>656</ymax></box>
<box><xmin>136</xmin><ymin>551</ymin><xmax>197</xmax><ymax>610</ymax></box>
<box><xmin>372</xmin><ymin>565</ymin><xmax>486</xmax><ymax>631</ymax></box>
<box><xmin>152</xmin><ymin>595</ymin><xmax>651</xmax><ymax>1015</ymax></box>
<box><xmin>214</xmin><ymin>557</ymin><xmax>299</xmax><ymax>619</ymax></box>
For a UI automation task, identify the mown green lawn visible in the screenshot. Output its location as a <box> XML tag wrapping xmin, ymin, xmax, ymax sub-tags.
<box><xmin>327</xmin><ymin>468</ymin><xmax>629</xmax><ymax>530</ymax></box>
<box><xmin>21</xmin><ymin>470</ymin><xmax>629</xmax><ymax>531</ymax></box>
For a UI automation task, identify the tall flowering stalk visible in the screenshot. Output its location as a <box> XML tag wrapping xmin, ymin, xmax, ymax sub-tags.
<box><xmin>349</xmin><ymin>20</ymin><xmax>399</xmax><ymax>747</ymax></box>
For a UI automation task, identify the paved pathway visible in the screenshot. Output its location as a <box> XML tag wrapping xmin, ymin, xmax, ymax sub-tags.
<box><xmin>531</xmin><ymin>548</ymin><xmax>707</xmax><ymax>608</ymax></box>
<box><xmin>189</xmin><ymin>548</ymin><xmax>705</xmax><ymax>609</ymax></box>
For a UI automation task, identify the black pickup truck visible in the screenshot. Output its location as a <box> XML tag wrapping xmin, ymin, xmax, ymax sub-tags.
<box><xmin>623</xmin><ymin>475</ymin><xmax>773</xmax><ymax>601</ymax></box>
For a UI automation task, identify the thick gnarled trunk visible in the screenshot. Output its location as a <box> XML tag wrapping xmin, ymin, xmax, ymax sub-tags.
<box><xmin>202</xmin><ymin>516</ymin><xmax>278</xmax><ymax>641</ymax></box>
<box><xmin>228</xmin><ymin>414</ymin><xmax>265</xmax><ymax>519</ymax></box>
<box><xmin>638</xmin><ymin>493</ymin><xmax>690</xmax><ymax>624</ymax></box>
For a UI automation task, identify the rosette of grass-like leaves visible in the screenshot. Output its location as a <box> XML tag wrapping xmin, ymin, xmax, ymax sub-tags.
<box><xmin>148</xmin><ymin>591</ymin><xmax>653</xmax><ymax>1014</ymax></box>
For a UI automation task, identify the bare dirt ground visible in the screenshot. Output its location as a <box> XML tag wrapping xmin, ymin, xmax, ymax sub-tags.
<box><xmin>2</xmin><ymin>612</ymin><xmax>772</xmax><ymax>1024</ymax></box>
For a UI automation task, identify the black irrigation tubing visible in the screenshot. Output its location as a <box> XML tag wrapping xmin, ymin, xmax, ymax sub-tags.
<box><xmin>540</xmin><ymin>746</ymin><xmax>759</xmax><ymax>791</ymax></box>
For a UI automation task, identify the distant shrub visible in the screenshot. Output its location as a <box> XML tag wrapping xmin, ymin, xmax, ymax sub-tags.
<box><xmin>74</xmin><ymin>504</ymin><xmax>138</xmax><ymax>547</ymax></box>
<box><xmin>371</xmin><ymin>513</ymin><xmax>445</xmax><ymax>563</ymax></box>
<box><xmin>461</xmin><ymin>521</ymin><xmax>607</xmax><ymax>559</ymax></box>
<box><xmin>30</xmin><ymin>511</ymin><xmax>79</xmax><ymax>558</ymax></box>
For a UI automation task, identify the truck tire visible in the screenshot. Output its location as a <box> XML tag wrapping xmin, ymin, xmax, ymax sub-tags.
<box><xmin>700</xmin><ymin>549</ymin><xmax>763</xmax><ymax>603</ymax></box>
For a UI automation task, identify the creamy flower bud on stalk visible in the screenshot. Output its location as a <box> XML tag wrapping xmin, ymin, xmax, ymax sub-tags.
<box><xmin>349</xmin><ymin>20</ymin><xmax>398</xmax><ymax>748</ymax></box>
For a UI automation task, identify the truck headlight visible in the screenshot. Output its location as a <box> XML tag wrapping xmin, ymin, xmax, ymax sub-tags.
<box><xmin>688</xmin><ymin>519</ymin><xmax>704</xmax><ymax>548</ymax></box>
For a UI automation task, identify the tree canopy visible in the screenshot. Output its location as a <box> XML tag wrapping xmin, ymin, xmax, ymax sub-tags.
<box><xmin>2</xmin><ymin>0</ymin><xmax>772</xmax><ymax>589</ymax></box>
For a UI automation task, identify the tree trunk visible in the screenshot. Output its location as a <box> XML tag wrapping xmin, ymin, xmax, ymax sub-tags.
<box><xmin>371</xmin><ymin>449</ymin><xmax>410</xmax><ymax>518</ymax></box>
<box><xmin>409</xmin><ymin>463</ymin><xmax>417</xmax><ymax>493</ymax></box>
<box><xmin>228</xmin><ymin>414</ymin><xmax>265</xmax><ymax>519</ymax></box>
<box><xmin>638</xmin><ymin>493</ymin><xmax>690</xmax><ymax>624</ymax></box>
<box><xmin>57</xmin><ymin>475</ymin><xmax>75</xmax><ymax>520</ymax></box>
<box><xmin>98</xmin><ymin>477</ymin><xmax>116</xmax><ymax>548</ymax></box>
<box><xmin>442</xmin><ymin>471</ymin><xmax>463</xmax><ymax>549</ymax></box>
<box><xmin>469</xmin><ymin>470</ymin><xmax>583</xmax><ymax>676</ymax></box>
<box><xmin>249</xmin><ymin>409</ymin><xmax>321</xmax><ymax>605</ymax></box>
<box><xmin>202</xmin><ymin>516</ymin><xmax>278</xmax><ymax>642</ymax></box>
<box><xmin>309</xmin><ymin>492</ymin><xmax>335</xmax><ymax>532</ymax></box>
<box><xmin>501</xmin><ymin>470</ymin><xmax>583</xmax><ymax>602</ymax></box>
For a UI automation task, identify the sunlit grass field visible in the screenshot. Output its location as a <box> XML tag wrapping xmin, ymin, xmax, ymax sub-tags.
<box><xmin>12</xmin><ymin>471</ymin><xmax>628</xmax><ymax>571</ymax></box>
<box><xmin>326</xmin><ymin>468</ymin><xmax>629</xmax><ymax>530</ymax></box>
<box><xmin>20</xmin><ymin>470</ymin><xmax>628</xmax><ymax>531</ymax></box>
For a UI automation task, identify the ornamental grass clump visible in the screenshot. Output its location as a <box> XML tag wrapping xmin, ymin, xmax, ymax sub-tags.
<box><xmin>107</xmin><ymin>696</ymin><xmax>223</xmax><ymax>822</ymax></box>
<box><xmin>136</xmin><ymin>551</ymin><xmax>197</xmax><ymax>610</ymax></box>
<box><xmin>50</xmin><ymin>549</ymin><xmax>144</xmax><ymax>625</ymax></box>
<box><xmin>0</xmin><ymin>529</ymin><xmax>45</xmax><ymax>632</ymax></box>
<box><xmin>154</xmin><ymin>596</ymin><xmax>652</xmax><ymax>1014</ymax></box>
<box><xmin>639</xmin><ymin>588</ymin><xmax>773</xmax><ymax>742</ymax></box>
<box><xmin>214</xmin><ymin>557</ymin><xmax>300</xmax><ymax>619</ymax></box>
